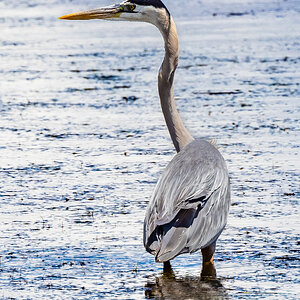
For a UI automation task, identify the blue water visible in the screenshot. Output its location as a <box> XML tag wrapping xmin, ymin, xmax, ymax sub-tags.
<box><xmin>0</xmin><ymin>0</ymin><xmax>299</xmax><ymax>299</ymax></box>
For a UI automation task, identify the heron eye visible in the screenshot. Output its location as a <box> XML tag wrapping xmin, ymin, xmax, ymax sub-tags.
<box><xmin>128</xmin><ymin>4</ymin><xmax>136</xmax><ymax>11</ymax></box>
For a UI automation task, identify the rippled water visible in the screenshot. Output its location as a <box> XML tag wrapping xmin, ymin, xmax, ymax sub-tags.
<box><xmin>1</xmin><ymin>0</ymin><xmax>299</xmax><ymax>299</ymax></box>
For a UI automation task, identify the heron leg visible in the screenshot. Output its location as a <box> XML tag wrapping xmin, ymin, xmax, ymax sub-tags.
<box><xmin>201</xmin><ymin>242</ymin><xmax>216</xmax><ymax>278</ymax></box>
<box><xmin>163</xmin><ymin>261</ymin><xmax>175</xmax><ymax>278</ymax></box>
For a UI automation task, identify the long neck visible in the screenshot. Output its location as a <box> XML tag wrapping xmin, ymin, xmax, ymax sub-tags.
<box><xmin>157</xmin><ymin>16</ymin><xmax>194</xmax><ymax>153</ymax></box>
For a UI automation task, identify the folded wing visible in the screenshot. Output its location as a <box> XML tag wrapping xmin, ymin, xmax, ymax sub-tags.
<box><xmin>143</xmin><ymin>140</ymin><xmax>230</xmax><ymax>262</ymax></box>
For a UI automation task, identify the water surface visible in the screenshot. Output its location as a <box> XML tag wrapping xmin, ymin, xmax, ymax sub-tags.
<box><xmin>0</xmin><ymin>0</ymin><xmax>299</xmax><ymax>299</ymax></box>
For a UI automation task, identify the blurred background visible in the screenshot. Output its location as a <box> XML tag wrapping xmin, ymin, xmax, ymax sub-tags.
<box><xmin>0</xmin><ymin>0</ymin><xmax>299</xmax><ymax>299</ymax></box>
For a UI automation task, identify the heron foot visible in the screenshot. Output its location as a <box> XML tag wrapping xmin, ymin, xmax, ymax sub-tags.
<box><xmin>201</xmin><ymin>261</ymin><xmax>216</xmax><ymax>279</ymax></box>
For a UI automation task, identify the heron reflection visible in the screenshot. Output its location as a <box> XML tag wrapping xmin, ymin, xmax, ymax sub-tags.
<box><xmin>145</xmin><ymin>267</ymin><xmax>228</xmax><ymax>299</ymax></box>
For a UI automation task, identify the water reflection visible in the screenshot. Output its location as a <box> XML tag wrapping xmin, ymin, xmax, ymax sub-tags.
<box><xmin>145</xmin><ymin>272</ymin><xmax>228</xmax><ymax>299</ymax></box>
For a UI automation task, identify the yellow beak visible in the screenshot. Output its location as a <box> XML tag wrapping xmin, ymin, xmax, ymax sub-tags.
<box><xmin>59</xmin><ymin>5</ymin><xmax>123</xmax><ymax>20</ymax></box>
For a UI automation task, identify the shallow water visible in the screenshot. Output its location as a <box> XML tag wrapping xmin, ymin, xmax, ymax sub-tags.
<box><xmin>1</xmin><ymin>0</ymin><xmax>299</xmax><ymax>299</ymax></box>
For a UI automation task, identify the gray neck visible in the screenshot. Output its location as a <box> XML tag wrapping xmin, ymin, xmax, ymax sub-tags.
<box><xmin>157</xmin><ymin>16</ymin><xmax>194</xmax><ymax>152</ymax></box>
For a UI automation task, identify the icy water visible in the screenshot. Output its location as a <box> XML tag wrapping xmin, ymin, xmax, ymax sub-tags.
<box><xmin>1</xmin><ymin>0</ymin><xmax>300</xmax><ymax>299</ymax></box>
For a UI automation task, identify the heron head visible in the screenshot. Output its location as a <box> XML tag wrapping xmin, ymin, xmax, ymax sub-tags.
<box><xmin>59</xmin><ymin>0</ymin><xmax>170</xmax><ymax>26</ymax></box>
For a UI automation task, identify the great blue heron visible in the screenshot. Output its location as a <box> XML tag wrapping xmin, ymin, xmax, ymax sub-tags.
<box><xmin>60</xmin><ymin>0</ymin><xmax>231</xmax><ymax>277</ymax></box>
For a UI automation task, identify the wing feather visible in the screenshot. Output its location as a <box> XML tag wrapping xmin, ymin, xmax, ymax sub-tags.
<box><xmin>143</xmin><ymin>140</ymin><xmax>230</xmax><ymax>262</ymax></box>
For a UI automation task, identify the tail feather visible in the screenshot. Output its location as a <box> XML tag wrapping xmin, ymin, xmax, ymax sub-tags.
<box><xmin>145</xmin><ymin>207</ymin><xmax>201</xmax><ymax>262</ymax></box>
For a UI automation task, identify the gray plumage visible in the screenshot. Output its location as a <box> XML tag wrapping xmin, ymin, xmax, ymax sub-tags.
<box><xmin>141</xmin><ymin>2</ymin><xmax>231</xmax><ymax>263</ymax></box>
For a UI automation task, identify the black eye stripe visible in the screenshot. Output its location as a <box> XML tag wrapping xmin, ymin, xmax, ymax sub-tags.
<box><xmin>129</xmin><ymin>0</ymin><xmax>166</xmax><ymax>9</ymax></box>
